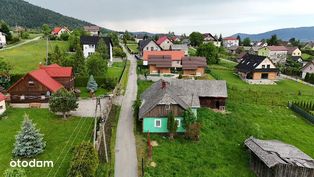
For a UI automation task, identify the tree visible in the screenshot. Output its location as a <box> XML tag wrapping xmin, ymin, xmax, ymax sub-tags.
<box><xmin>41</xmin><ymin>24</ymin><xmax>51</xmax><ymax>36</ymax></box>
<box><xmin>243</xmin><ymin>37</ymin><xmax>251</xmax><ymax>46</ymax></box>
<box><xmin>60</xmin><ymin>32</ymin><xmax>69</xmax><ymax>41</ymax></box>
<box><xmin>189</xmin><ymin>32</ymin><xmax>204</xmax><ymax>47</ymax></box>
<box><xmin>0</xmin><ymin>58</ymin><xmax>11</xmax><ymax>89</ymax></box>
<box><xmin>196</xmin><ymin>43</ymin><xmax>219</xmax><ymax>64</ymax></box>
<box><xmin>267</xmin><ymin>35</ymin><xmax>279</xmax><ymax>46</ymax></box>
<box><xmin>107</xmin><ymin>32</ymin><xmax>119</xmax><ymax>46</ymax></box>
<box><xmin>49</xmin><ymin>89</ymin><xmax>79</xmax><ymax>119</ymax></box>
<box><xmin>219</xmin><ymin>34</ymin><xmax>223</xmax><ymax>41</ymax></box>
<box><xmin>67</xmin><ymin>142</ymin><xmax>99</xmax><ymax>177</ymax></box>
<box><xmin>183</xmin><ymin>109</ymin><xmax>200</xmax><ymax>140</ymax></box>
<box><xmin>74</xmin><ymin>44</ymin><xmax>87</xmax><ymax>77</ymax></box>
<box><xmin>167</xmin><ymin>111</ymin><xmax>178</xmax><ymax>140</ymax></box>
<box><xmin>113</xmin><ymin>47</ymin><xmax>126</xmax><ymax>59</ymax></box>
<box><xmin>96</xmin><ymin>38</ymin><xmax>109</xmax><ymax>60</ymax></box>
<box><xmin>289</xmin><ymin>37</ymin><xmax>301</xmax><ymax>47</ymax></box>
<box><xmin>237</xmin><ymin>35</ymin><xmax>242</xmax><ymax>46</ymax></box>
<box><xmin>86</xmin><ymin>52</ymin><xmax>107</xmax><ymax>76</ymax></box>
<box><xmin>68</xmin><ymin>34</ymin><xmax>79</xmax><ymax>52</ymax></box>
<box><xmin>183</xmin><ymin>109</ymin><xmax>197</xmax><ymax>128</ymax></box>
<box><xmin>13</xmin><ymin>114</ymin><xmax>46</xmax><ymax>158</ymax></box>
<box><xmin>0</xmin><ymin>22</ymin><xmax>12</xmax><ymax>41</ymax></box>
<box><xmin>86</xmin><ymin>75</ymin><xmax>98</xmax><ymax>93</ymax></box>
<box><xmin>50</xmin><ymin>45</ymin><xmax>64</xmax><ymax>65</ymax></box>
<box><xmin>4</xmin><ymin>168</ymin><xmax>27</xmax><ymax>177</ymax></box>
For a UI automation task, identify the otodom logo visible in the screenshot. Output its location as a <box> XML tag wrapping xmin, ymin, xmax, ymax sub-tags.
<box><xmin>10</xmin><ymin>159</ymin><xmax>54</xmax><ymax>168</ymax></box>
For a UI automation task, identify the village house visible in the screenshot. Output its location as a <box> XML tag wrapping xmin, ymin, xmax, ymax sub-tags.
<box><xmin>182</xmin><ymin>57</ymin><xmax>207</xmax><ymax>76</ymax></box>
<box><xmin>287</xmin><ymin>47</ymin><xmax>302</xmax><ymax>56</ymax></box>
<box><xmin>222</xmin><ymin>37</ymin><xmax>239</xmax><ymax>48</ymax></box>
<box><xmin>143</xmin><ymin>50</ymin><xmax>185</xmax><ymax>67</ymax></box>
<box><xmin>171</xmin><ymin>44</ymin><xmax>189</xmax><ymax>55</ymax></box>
<box><xmin>51</xmin><ymin>27</ymin><xmax>70</xmax><ymax>37</ymax></box>
<box><xmin>139</xmin><ymin>39</ymin><xmax>161</xmax><ymax>56</ymax></box>
<box><xmin>80</xmin><ymin>36</ymin><xmax>113</xmax><ymax>62</ymax></box>
<box><xmin>171</xmin><ymin>36</ymin><xmax>181</xmax><ymax>43</ymax></box>
<box><xmin>83</xmin><ymin>25</ymin><xmax>100</xmax><ymax>36</ymax></box>
<box><xmin>139</xmin><ymin>79</ymin><xmax>228</xmax><ymax>133</ymax></box>
<box><xmin>0</xmin><ymin>31</ymin><xmax>6</xmax><ymax>48</ymax></box>
<box><xmin>245</xmin><ymin>137</ymin><xmax>314</xmax><ymax>177</ymax></box>
<box><xmin>203</xmin><ymin>33</ymin><xmax>221</xmax><ymax>47</ymax></box>
<box><xmin>236</xmin><ymin>54</ymin><xmax>279</xmax><ymax>84</ymax></box>
<box><xmin>304</xmin><ymin>42</ymin><xmax>314</xmax><ymax>50</ymax></box>
<box><xmin>156</xmin><ymin>36</ymin><xmax>173</xmax><ymax>50</ymax></box>
<box><xmin>301</xmin><ymin>60</ymin><xmax>314</xmax><ymax>79</ymax></box>
<box><xmin>0</xmin><ymin>93</ymin><xmax>6</xmax><ymax>115</ymax></box>
<box><xmin>7</xmin><ymin>64</ymin><xmax>74</xmax><ymax>103</ymax></box>
<box><xmin>258</xmin><ymin>46</ymin><xmax>288</xmax><ymax>64</ymax></box>
<box><xmin>147</xmin><ymin>55</ymin><xmax>172</xmax><ymax>74</ymax></box>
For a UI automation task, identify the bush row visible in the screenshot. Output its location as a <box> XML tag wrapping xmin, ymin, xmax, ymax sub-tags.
<box><xmin>75</xmin><ymin>77</ymin><xmax>117</xmax><ymax>90</ymax></box>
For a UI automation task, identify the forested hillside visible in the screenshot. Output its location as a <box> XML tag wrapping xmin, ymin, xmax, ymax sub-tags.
<box><xmin>0</xmin><ymin>0</ymin><xmax>93</xmax><ymax>29</ymax></box>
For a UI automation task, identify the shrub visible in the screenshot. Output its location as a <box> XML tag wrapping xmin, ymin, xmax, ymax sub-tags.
<box><xmin>49</xmin><ymin>89</ymin><xmax>79</xmax><ymax>119</ymax></box>
<box><xmin>67</xmin><ymin>142</ymin><xmax>99</xmax><ymax>177</ymax></box>
<box><xmin>4</xmin><ymin>168</ymin><xmax>27</xmax><ymax>177</ymax></box>
<box><xmin>87</xmin><ymin>75</ymin><xmax>98</xmax><ymax>93</ymax></box>
<box><xmin>13</xmin><ymin>114</ymin><xmax>46</xmax><ymax>158</ymax></box>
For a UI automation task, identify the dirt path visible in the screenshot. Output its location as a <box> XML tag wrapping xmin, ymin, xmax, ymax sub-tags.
<box><xmin>114</xmin><ymin>45</ymin><xmax>138</xmax><ymax>177</ymax></box>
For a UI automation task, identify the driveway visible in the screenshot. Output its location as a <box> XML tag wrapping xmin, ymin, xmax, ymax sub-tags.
<box><xmin>114</xmin><ymin>45</ymin><xmax>138</xmax><ymax>177</ymax></box>
<box><xmin>0</xmin><ymin>36</ymin><xmax>41</xmax><ymax>51</ymax></box>
<box><xmin>71</xmin><ymin>98</ymin><xmax>109</xmax><ymax>117</ymax></box>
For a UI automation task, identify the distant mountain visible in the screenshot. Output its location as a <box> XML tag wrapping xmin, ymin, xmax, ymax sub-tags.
<box><xmin>0</xmin><ymin>0</ymin><xmax>110</xmax><ymax>31</ymax></box>
<box><xmin>233</xmin><ymin>27</ymin><xmax>314</xmax><ymax>42</ymax></box>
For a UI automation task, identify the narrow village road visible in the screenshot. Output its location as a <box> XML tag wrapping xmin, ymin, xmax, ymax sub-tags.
<box><xmin>0</xmin><ymin>36</ymin><xmax>41</xmax><ymax>51</ymax></box>
<box><xmin>114</xmin><ymin>45</ymin><xmax>138</xmax><ymax>177</ymax></box>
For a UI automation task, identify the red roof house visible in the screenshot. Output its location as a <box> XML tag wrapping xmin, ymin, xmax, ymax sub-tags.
<box><xmin>51</xmin><ymin>27</ymin><xmax>70</xmax><ymax>37</ymax></box>
<box><xmin>156</xmin><ymin>36</ymin><xmax>173</xmax><ymax>50</ymax></box>
<box><xmin>8</xmin><ymin>64</ymin><xmax>74</xmax><ymax>103</ymax></box>
<box><xmin>143</xmin><ymin>51</ymin><xmax>185</xmax><ymax>61</ymax></box>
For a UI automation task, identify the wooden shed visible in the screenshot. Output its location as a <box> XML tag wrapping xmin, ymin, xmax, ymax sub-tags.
<box><xmin>245</xmin><ymin>137</ymin><xmax>314</xmax><ymax>177</ymax></box>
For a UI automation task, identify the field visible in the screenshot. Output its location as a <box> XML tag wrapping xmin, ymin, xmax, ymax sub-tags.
<box><xmin>136</xmin><ymin>61</ymin><xmax>314</xmax><ymax>177</ymax></box>
<box><xmin>126</xmin><ymin>44</ymin><xmax>139</xmax><ymax>54</ymax></box>
<box><xmin>0</xmin><ymin>39</ymin><xmax>68</xmax><ymax>74</ymax></box>
<box><xmin>0</xmin><ymin>108</ymin><xmax>93</xmax><ymax>177</ymax></box>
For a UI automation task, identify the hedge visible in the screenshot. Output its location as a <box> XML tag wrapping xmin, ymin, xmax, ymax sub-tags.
<box><xmin>75</xmin><ymin>77</ymin><xmax>117</xmax><ymax>90</ymax></box>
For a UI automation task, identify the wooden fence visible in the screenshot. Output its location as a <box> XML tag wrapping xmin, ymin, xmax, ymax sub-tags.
<box><xmin>289</xmin><ymin>103</ymin><xmax>314</xmax><ymax>124</ymax></box>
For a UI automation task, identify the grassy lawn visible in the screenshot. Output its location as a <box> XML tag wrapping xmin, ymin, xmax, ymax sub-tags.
<box><xmin>108</xmin><ymin>62</ymin><xmax>125</xmax><ymax>81</ymax></box>
<box><xmin>0</xmin><ymin>108</ymin><xmax>93</xmax><ymax>177</ymax></box>
<box><xmin>0</xmin><ymin>39</ymin><xmax>68</xmax><ymax>74</ymax></box>
<box><xmin>78</xmin><ymin>87</ymin><xmax>108</xmax><ymax>99</ymax></box>
<box><xmin>302</xmin><ymin>53</ymin><xmax>313</xmax><ymax>61</ymax></box>
<box><xmin>136</xmin><ymin>63</ymin><xmax>314</xmax><ymax>177</ymax></box>
<box><xmin>126</xmin><ymin>44</ymin><xmax>139</xmax><ymax>54</ymax></box>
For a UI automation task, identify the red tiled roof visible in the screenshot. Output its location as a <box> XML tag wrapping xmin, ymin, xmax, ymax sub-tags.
<box><xmin>29</xmin><ymin>69</ymin><xmax>63</xmax><ymax>92</ymax></box>
<box><xmin>156</xmin><ymin>36</ymin><xmax>169</xmax><ymax>45</ymax></box>
<box><xmin>223</xmin><ymin>37</ymin><xmax>238</xmax><ymax>41</ymax></box>
<box><xmin>0</xmin><ymin>93</ymin><xmax>6</xmax><ymax>101</ymax></box>
<box><xmin>143</xmin><ymin>51</ymin><xmax>185</xmax><ymax>61</ymax></box>
<box><xmin>40</xmin><ymin>64</ymin><xmax>72</xmax><ymax>78</ymax></box>
<box><xmin>267</xmin><ymin>46</ymin><xmax>287</xmax><ymax>51</ymax></box>
<box><xmin>52</xmin><ymin>27</ymin><xmax>62</xmax><ymax>34</ymax></box>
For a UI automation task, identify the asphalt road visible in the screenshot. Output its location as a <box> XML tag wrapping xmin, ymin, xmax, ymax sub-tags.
<box><xmin>114</xmin><ymin>45</ymin><xmax>138</xmax><ymax>177</ymax></box>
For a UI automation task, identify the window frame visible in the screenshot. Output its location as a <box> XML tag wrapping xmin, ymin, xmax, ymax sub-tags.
<box><xmin>154</xmin><ymin>119</ymin><xmax>162</xmax><ymax>128</ymax></box>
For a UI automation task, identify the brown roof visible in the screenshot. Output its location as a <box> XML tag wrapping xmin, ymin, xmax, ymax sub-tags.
<box><xmin>148</xmin><ymin>55</ymin><xmax>172</xmax><ymax>68</ymax></box>
<box><xmin>267</xmin><ymin>46</ymin><xmax>287</xmax><ymax>51</ymax></box>
<box><xmin>143</xmin><ymin>51</ymin><xmax>185</xmax><ymax>61</ymax></box>
<box><xmin>84</xmin><ymin>26</ymin><xmax>100</xmax><ymax>32</ymax></box>
<box><xmin>286</xmin><ymin>47</ymin><xmax>299</xmax><ymax>55</ymax></box>
<box><xmin>182</xmin><ymin>57</ymin><xmax>207</xmax><ymax>70</ymax></box>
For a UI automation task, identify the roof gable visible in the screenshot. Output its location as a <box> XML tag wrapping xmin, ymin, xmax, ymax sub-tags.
<box><xmin>0</xmin><ymin>92</ymin><xmax>6</xmax><ymax>101</ymax></box>
<box><xmin>156</xmin><ymin>36</ymin><xmax>171</xmax><ymax>45</ymax></box>
<box><xmin>236</xmin><ymin>54</ymin><xmax>269</xmax><ymax>73</ymax></box>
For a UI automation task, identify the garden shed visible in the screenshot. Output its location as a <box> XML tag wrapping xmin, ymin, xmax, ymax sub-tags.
<box><xmin>244</xmin><ymin>137</ymin><xmax>314</xmax><ymax>177</ymax></box>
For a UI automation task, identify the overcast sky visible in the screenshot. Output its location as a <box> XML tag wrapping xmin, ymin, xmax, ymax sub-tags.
<box><xmin>26</xmin><ymin>0</ymin><xmax>314</xmax><ymax>36</ymax></box>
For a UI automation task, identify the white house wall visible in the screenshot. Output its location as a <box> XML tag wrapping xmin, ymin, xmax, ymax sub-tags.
<box><xmin>0</xmin><ymin>100</ymin><xmax>6</xmax><ymax>115</ymax></box>
<box><xmin>256</xmin><ymin>58</ymin><xmax>276</xmax><ymax>69</ymax></box>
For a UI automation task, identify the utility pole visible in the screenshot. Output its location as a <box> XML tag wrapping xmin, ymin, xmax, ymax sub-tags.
<box><xmin>46</xmin><ymin>36</ymin><xmax>49</xmax><ymax>65</ymax></box>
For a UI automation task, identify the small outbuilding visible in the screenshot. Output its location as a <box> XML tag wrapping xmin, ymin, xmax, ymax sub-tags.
<box><xmin>245</xmin><ymin>137</ymin><xmax>314</xmax><ymax>177</ymax></box>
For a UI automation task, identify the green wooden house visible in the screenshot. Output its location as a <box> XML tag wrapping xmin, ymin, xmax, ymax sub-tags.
<box><xmin>139</xmin><ymin>79</ymin><xmax>228</xmax><ymax>133</ymax></box>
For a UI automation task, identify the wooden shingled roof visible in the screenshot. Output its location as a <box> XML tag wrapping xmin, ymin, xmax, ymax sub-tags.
<box><xmin>182</xmin><ymin>57</ymin><xmax>207</xmax><ymax>70</ymax></box>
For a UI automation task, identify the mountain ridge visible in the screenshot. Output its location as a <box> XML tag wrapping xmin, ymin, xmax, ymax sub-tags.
<box><xmin>232</xmin><ymin>26</ymin><xmax>314</xmax><ymax>42</ymax></box>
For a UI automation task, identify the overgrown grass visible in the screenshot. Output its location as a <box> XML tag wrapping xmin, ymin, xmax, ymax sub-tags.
<box><xmin>0</xmin><ymin>108</ymin><xmax>93</xmax><ymax>177</ymax></box>
<box><xmin>0</xmin><ymin>39</ymin><xmax>68</xmax><ymax>74</ymax></box>
<box><xmin>136</xmin><ymin>63</ymin><xmax>314</xmax><ymax>177</ymax></box>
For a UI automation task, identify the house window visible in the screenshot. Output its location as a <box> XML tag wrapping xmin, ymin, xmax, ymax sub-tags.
<box><xmin>154</xmin><ymin>119</ymin><xmax>162</xmax><ymax>128</ymax></box>
<box><xmin>41</xmin><ymin>94</ymin><xmax>46</xmax><ymax>100</ymax></box>
<box><xmin>262</xmin><ymin>65</ymin><xmax>265</xmax><ymax>69</ymax></box>
<box><xmin>175</xmin><ymin>118</ymin><xmax>181</xmax><ymax>127</ymax></box>
<box><xmin>165</xmin><ymin>104</ymin><xmax>171</xmax><ymax>110</ymax></box>
<box><xmin>20</xmin><ymin>95</ymin><xmax>25</xmax><ymax>100</ymax></box>
<box><xmin>0</xmin><ymin>105</ymin><xmax>3</xmax><ymax>109</ymax></box>
<box><xmin>151</xmin><ymin>47</ymin><xmax>154</xmax><ymax>51</ymax></box>
<box><xmin>28</xmin><ymin>80</ymin><xmax>35</xmax><ymax>87</ymax></box>
<box><xmin>267</xmin><ymin>65</ymin><xmax>270</xmax><ymax>68</ymax></box>
<box><xmin>146</xmin><ymin>47</ymin><xmax>149</xmax><ymax>50</ymax></box>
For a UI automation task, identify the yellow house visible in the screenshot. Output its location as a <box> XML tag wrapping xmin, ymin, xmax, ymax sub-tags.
<box><xmin>258</xmin><ymin>46</ymin><xmax>288</xmax><ymax>64</ymax></box>
<box><xmin>287</xmin><ymin>47</ymin><xmax>302</xmax><ymax>56</ymax></box>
